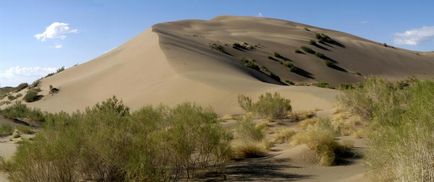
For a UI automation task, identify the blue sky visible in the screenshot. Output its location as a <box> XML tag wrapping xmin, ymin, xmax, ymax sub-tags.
<box><xmin>1</xmin><ymin>0</ymin><xmax>434</xmax><ymax>86</ymax></box>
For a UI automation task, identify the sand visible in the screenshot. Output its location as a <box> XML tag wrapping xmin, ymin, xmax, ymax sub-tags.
<box><xmin>24</xmin><ymin>29</ymin><xmax>339</xmax><ymax>114</ymax></box>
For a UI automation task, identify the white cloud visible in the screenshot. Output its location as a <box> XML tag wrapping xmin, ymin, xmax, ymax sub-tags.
<box><xmin>0</xmin><ymin>66</ymin><xmax>57</xmax><ymax>87</ymax></box>
<box><xmin>34</xmin><ymin>22</ymin><xmax>78</xmax><ymax>42</ymax></box>
<box><xmin>53</xmin><ymin>44</ymin><xmax>63</xmax><ymax>49</ymax></box>
<box><xmin>394</xmin><ymin>26</ymin><xmax>434</xmax><ymax>46</ymax></box>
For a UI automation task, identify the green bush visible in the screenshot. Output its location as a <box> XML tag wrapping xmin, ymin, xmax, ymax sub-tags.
<box><xmin>0</xmin><ymin>124</ymin><xmax>13</xmax><ymax>137</ymax></box>
<box><xmin>340</xmin><ymin>78</ymin><xmax>434</xmax><ymax>181</ymax></box>
<box><xmin>6</xmin><ymin>97</ymin><xmax>231</xmax><ymax>181</ymax></box>
<box><xmin>23</xmin><ymin>89</ymin><xmax>42</xmax><ymax>103</ymax></box>
<box><xmin>0</xmin><ymin>102</ymin><xmax>45</xmax><ymax>122</ymax></box>
<box><xmin>238</xmin><ymin>92</ymin><xmax>292</xmax><ymax>119</ymax></box>
<box><xmin>295</xmin><ymin>49</ymin><xmax>305</xmax><ymax>54</ymax></box>
<box><xmin>301</xmin><ymin>46</ymin><xmax>316</xmax><ymax>54</ymax></box>
<box><xmin>15</xmin><ymin>83</ymin><xmax>28</xmax><ymax>92</ymax></box>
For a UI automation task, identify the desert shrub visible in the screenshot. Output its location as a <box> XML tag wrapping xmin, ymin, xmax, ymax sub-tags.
<box><xmin>0</xmin><ymin>124</ymin><xmax>13</xmax><ymax>137</ymax></box>
<box><xmin>340</xmin><ymin>78</ymin><xmax>434</xmax><ymax>181</ymax></box>
<box><xmin>338</xmin><ymin>77</ymin><xmax>407</xmax><ymax>121</ymax></box>
<box><xmin>313</xmin><ymin>82</ymin><xmax>333</xmax><ymax>89</ymax></box>
<box><xmin>0</xmin><ymin>101</ymin><xmax>11</xmax><ymax>106</ymax></box>
<box><xmin>238</xmin><ymin>92</ymin><xmax>292</xmax><ymax>119</ymax></box>
<box><xmin>15</xmin><ymin>125</ymin><xmax>35</xmax><ymax>135</ymax></box>
<box><xmin>6</xmin><ymin>98</ymin><xmax>231</xmax><ymax>181</ymax></box>
<box><xmin>15</xmin><ymin>93</ymin><xmax>22</xmax><ymax>98</ymax></box>
<box><xmin>315</xmin><ymin>33</ymin><xmax>345</xmax><ymax>48</ymax></box>
<box><xmin>30</xmin><ymin>80</ymin><xmax>40</xmax><ymax>88</ymax></box>
<box><xmin>235</xmin><ymin>116</ymin><xmax>264</xmax><ymax>142</ymax></box>
<box><xmin>295</xmin><ymin>49</ymin><xmax>305</xmax><ymax>54</ymax></box>
<box><xmin>301</xmin><ymin>46</ymin><xmax>316</xmax><ymax>54</ymax></box>
<box><xmin>56</xmin><ymin>66</ymin><xmax>65</xmax><ymax>73</ymax></box>
<box><xmin>254</xmin><ymin>92</ymin><xmax>292</xmax><ymax>119</ymax></box>
<box><xmin>209</xmin><ymin>43</ymin><xmax>231</xmax><ymax>55</ymax></box>
<box><xmin>273</xmin><ymin>128</ymin><xmax>296</xmax><ymax>144</ymax></box>
<box><xmin>7</xmin><ymin>94</ymin><xmax>16</xmax><ymax>101</ymax></box>
<box><xmin>324</xmin><ymin>60</ymin><xmax>347</xmax><ymax>72</ymax></box>
<box><xmin>274</xmin><ymin>52</ymin><xmax>291</xmax><ymax>61</ymax></box>
<box><xmin>231</xmin><ymin>116</ymin><xmax>268</xmax><ymax>159</ymax></box>
<box><xmin>241</xmin><ymin>58</ymin><xmax>259</xmax><ymax>70</ymax></box>
<box><xmin>23</xmin><ymin>88</ymin><xmax>42</xmax><ymax>103</ymax></box>
<box><xmin>232</xmin><ymin>42</ymin><xmax>255</xmax><ymax>51</ymax></box>
<box><xmin>292</xmin><ymin>119</ymin><xmax>339</xmax><ymax>166</ymax></box>
<box><xmin>237</xmin><ymin>95</ymin><xmax>253</xmax><ymax>112</ymax></box>
<box><xmin>0</xmin><ymin>102</ymin><xmax>45</xmax><ymax>122</ymax></box>
<box><xmin>15</xmin><ymin>83</ymin><xmax>28</xmax><ymax>92</ymax></box>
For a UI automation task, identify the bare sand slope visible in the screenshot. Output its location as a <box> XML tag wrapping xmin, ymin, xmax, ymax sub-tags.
<box><xmin>28</xmin><ymin>29</ymin><xmax>338</xmax><ymax>114</ymax></box>
<box><xmin>154</xmin><ymin>16</ymin><xmax>434</xmax><ymax>85</ymax></box>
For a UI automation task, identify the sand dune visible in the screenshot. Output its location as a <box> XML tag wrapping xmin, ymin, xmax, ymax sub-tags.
<box><xmin>3</xmin><ymin>16</ymin><xmax>434</xmax><ymax>115</ymax></box>
<box><xmin>27</xmin><ymin>29</ymin><xmax>338</xmax><ymax>114</ymax></box>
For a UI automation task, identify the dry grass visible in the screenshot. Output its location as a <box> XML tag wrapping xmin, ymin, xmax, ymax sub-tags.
<box><xmin>231</xmin><ymin>116</ymin><xmax>270</xmax><ymax>160</ymax></box>
<box><xmin>291</xmin><ymin>119</ymin><xmax>339</xmax><ymax>166</ymax></box>
<box><xmin>273</xmin><ymin>128</ymin><xmax>296</xmax><ymax>144</ymax></box>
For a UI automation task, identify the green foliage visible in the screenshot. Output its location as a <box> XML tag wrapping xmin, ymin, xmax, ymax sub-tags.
<box><xmin>237</xmin><ymin>95</ymin><xmax>253</xmax><ymax>112</ymax></box>
<box><xmin>56</xmin><ymin>66</ymin><xmax>65</xmax><ymax>73</ymax></box>
<box><xmin>209</xmin><ymin>43</ymin><xmax>231</xmax><ymax>55</ymax></box>
<box><xmin>301</xmin><ymin>46</ymin><xmax>316</xmax><ymax>54</ymax></box>
<box><xmin>340</xmin><ymin>78</ymin><xmax>434</xmax><ymax>181</ymax></box>
<box><xmin>238</xmin><ymin>92</ymin><xmax>292</xmax><ymax>119</ymax></box>
<box><xmin>23</xmin><ymin>88</ymin><xmax>42</xmax><ymax>103</ymax></box>
<box><xmin>292</xmin><ymin>119</ymin><xmax>340</xmax><ymax>166</ymax></box>
<box><xmin>295</xmin><ymin>49</ymin><xmax>305</xmax><ymax>54</ymax></box>
<box><xmin>15</xmin><ymin>83</ymin><xmax>28</xmax><ymax>92</ymax></box>
<box><xmin>6</xmin><ymin>97</ymin><xmax>231</xmax><ymax>181</ymax></box>
<box><xmin>235</xmin><ymin>116</ymin><xmax>264</xmax><ymax>142</ymax></box>
<box><xmin>313</xmin><ymin>82</ymin><xmax>334</xmax><ymax>89</ymax></box>
<box><xmin>315</xmin><ymin>33</ymin><xmax>345</xmax><ymax>48</ymax></box>
<box><xmin>0</xmin><ymin>124</ymin><xmax>14</xmax><ymax>137</ymax></box>
<box><xmin>0</xmin><ymin>102</ymin><xmax>45</xmax><ymax>122</ymax></box>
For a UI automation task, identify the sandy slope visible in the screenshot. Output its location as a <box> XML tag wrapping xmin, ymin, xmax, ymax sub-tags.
<box><xmin>26</xmin><ymin>29</ymin><xmax>338</xmax><ymax>114</ymax></box>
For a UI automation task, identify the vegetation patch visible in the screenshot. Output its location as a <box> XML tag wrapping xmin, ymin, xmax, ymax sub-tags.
<box><xmin>4</xmin><ymin>97</ymin><xmax>232</xmax><ymax>181</ymax></box>
<box><xmin>0</xmin><ymin>102</ymin><xmax>45</xmax><ymax>122</ymax></box>
<box><xmin>315</xmin><ymin>33</ymin><xmax>345</xmax><ymax>48</ymax></box>
<box><xmin>232</xmin><ymin>42</ymin><xmax>256</xmax><ymax>51</ymax></box>
<box><xmin>340</xmin><ymin>78</ymin><xmax>434</xmax><ymax>181</ymax></box>
<box><xmin>209</xmin><ymin>43</ymin><xmax>232</xmax><ymax>56</ymax></box>
<box><xmin>23</xmin><ymin>88</ymin><xmax>43</xmax><ymax>102</ymax></box>
<box><xmin>0</xmin><ymin>124</ymin><xmax>14</xmax><ymax>137</ymax></box>
<box><xmin>238</xmin><ymin>92</ymin><xmax>292</xmax><ymax>119</ymax></box>
<box><xmin>301</xmin><ymin>46</ymin><xmax>316</xmax><ymax>54</ymax></box>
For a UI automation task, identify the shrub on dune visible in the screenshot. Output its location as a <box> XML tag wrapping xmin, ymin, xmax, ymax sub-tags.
<box><xmin>238</xmin><ymin>92</ymin><xmax>292</xmax><ymax>119</ymax></box>
<box><xmin>291</xmin><ymin>119</ymin><xmax>339</xmax><ymax>166</ymax></box>
<box><xmin>340</xmin><ymin>78</ymin><xmax>434</xmax><ymax>181</ymax></box>
<box><xmin>5</xmin><ymin>97</ymin><xmax>232</xmax><ymax>181</ymax></box>
<box><xmin>231</xmin><ymin>116</ymin><xmax>268</xmax><ymax>159</ymax></box>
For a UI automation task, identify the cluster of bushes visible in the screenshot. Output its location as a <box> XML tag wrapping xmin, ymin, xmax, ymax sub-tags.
<box><xmin>339</xmin><ymin>78</ymin><xmax>434</xmax><ymax>181</ymax></box>
<box><xmin>238</xmin><ymin>92</ymin><xmax>292</xmax><ymax>119</ymax></box>
<box><xmin>315</xmin><ymin>33</ymin><xmax>345</xmax><ymax>48</ymax></box>
<box><xmin>3</xmin><ymin>97</ymin><xmax>232</xmax><ymax>181</ymax></box>
<box><xmin>232</xmin><ymin>42</ymin><xmax>256</xmax><ymax>51</ymax></box>
<box><xmin>209</xmin><ymin>43</ymin><xmax>231</xmax><ymax>56</ymax></box>
<box><xmin>0</xmin><ymin>102</ymin><xmax>45</xmax><ymax>123</ymax></box>
<box><xmin>300</xmin><ymin>46</ymin><xmax>316</xmax><ymax>54</ymax></box>
<box><xmin>241</xmin><ymin>58</ymin><xmax>283</xmax><ymax>84</ymax></box>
